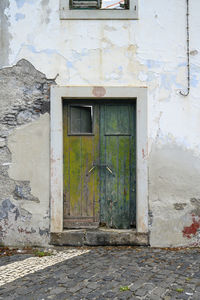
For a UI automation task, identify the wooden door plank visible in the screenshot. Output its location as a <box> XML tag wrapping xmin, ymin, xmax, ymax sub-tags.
<box><xmin>63</xmin><ymin>105</ymin><xmax>70</xmax><ymax>216</ymax></box>
<box><xmin>129</xmin><ymin>104</ymin><xmax>136</xmax><ymax>226</ymax></box>
<box><xmin>69</xmin><ymin>136</ymin><xmax>82</xmax><ymax>216</ymax></box>
<box><xmin>100</xmin><ymin>102</ymin><xmax>136</xmax><ymax>229</ymax></box>
<box><xmin>81</xmin><ymin>135</ymin><xmax>94</xmax><ymax>216</ymax></box>
<box><xmin>93</xmin><ymin>104</ymin><xmax>100</xmax><ymax>222</ymax></box>
<box><xmin>100</xmin><ymin>104</ymin><xmax>107</xmax><ymax>225</ymax></box>
<box><xmin>117</xmin><ymin>135</ymin><xmax>130</xmax><ymax>228</ymax></box>
<box><xmin>106</xmin><ymin>135</ymin><xmax>118</xmax><ymax>227</ymax></box>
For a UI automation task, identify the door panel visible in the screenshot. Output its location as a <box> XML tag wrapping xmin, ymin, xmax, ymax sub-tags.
<box><xmin>100</xmin><ymin>104</ymin><xmax>136</xmax><ymax>229</ymax></box>
<box><xmin>63</xmin><ymin>104</ymin><xmax>100</xmax><ymax>228</ymax></box>
<box><xmin>63</xmin><ymin>101</ymin><xmax>136</xmax><ymax>229</ymax></box>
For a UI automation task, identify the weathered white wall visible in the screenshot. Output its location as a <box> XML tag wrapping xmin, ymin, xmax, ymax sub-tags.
<box><xmin>7</xmin><ymin>114</ymin><xmax>50</xmax><ymax>246</ymax></box>
<box><xmin>1</xmin><ymin>0</ymin><xmax>200</xmax><ymax>246</ymax></box>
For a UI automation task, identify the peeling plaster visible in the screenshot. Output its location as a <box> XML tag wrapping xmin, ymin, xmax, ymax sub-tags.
<box><xmin>0</xmin><ymin>59</ymin><xmax>55</xmax><ymax>246</ymax></box>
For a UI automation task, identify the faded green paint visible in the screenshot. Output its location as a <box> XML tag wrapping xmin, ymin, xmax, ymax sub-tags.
<box><xmin>63</xmin><ymin>103</ymin><xmax>99</xmax><ymax>228</ymax></box>
<box><xmin>63</xmin><ymin>101</ymin><xmax>136</xmax><ymax>229</ymax></box>
<box><xmin>100</xmin><ymin>103</ymin><xmax>136</xmax><ymax>229</ymax></box>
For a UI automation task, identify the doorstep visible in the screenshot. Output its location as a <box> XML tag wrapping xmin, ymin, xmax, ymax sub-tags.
<box><xmin>50</xmin><ymin>228</ymin><xmax>149</xmax><ymax>246</ymax></box>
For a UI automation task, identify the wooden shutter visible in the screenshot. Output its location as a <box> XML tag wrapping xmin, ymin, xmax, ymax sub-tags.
<box><xmin>71</xmin><ymin>0</ymin><xmax>101</xmax><ymax>9</ymax></box>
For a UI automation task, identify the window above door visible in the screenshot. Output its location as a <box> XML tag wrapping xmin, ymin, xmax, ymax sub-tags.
<box><xmin>60</xmin><ymin>0</ymin><xmax>138</xmax><ymax>20</ymax></box>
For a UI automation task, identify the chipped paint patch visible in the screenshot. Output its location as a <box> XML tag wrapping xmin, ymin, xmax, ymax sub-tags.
<box><xmin>183</xmin><ymin>214</ymin><xmax>200</xmax><ymax>239</ymax></box>
<box><xmin>15</xmin><ymin>13</ymin><xmax>25</xmax><ymax>21</ymax></box>
<box><xmin>15</xmin><ymin>0</ymin><xmax>35</xmax><ymax>9</ymax></box>
<box><xmin>174</xmin><ymin>203</ymin><xmax>187</xmax><ymax>211</ymax></box>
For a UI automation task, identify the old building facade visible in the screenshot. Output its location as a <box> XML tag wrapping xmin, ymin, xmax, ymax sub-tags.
<box><xmin>0</xmin><ymin>0</ymin><xmax>200</xmax><ymax>247</ymax></box>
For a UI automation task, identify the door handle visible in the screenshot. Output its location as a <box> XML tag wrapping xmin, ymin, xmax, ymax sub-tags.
<box><xmin>106</xmin><ymin>166</ymin><xmax>113</xmax><ymax>174</ymax></box>
<box><xmin>87</xmin><ymin>165</ymin><xmax>96</xmax><ymax>175</ymax></box>
<box><xmin>87</xmin><ymin>164</ymin><xmax>114</xmax><ymax>176</ymax></box>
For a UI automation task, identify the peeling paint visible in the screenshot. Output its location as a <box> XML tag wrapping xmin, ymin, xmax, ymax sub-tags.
<box><xmin>15</xmin><ymin>13</ymin><xmax>25</xmax><ymax>21</ymax></box>
<box><xmin>14</xmin><ymin>181</ymin><xmax>39</xmax><ymax>203</ymax></box>
<box><xmin>0</xmin><ymin>199</ymin><xmax>19</xmax><ymax>221</ymax></box>
<box><xmin>15</xmin><ymin>0</ymin><xmax>35</xmax><ymax>9</ymax></box>
<box><xmin>183</xmin><ymin>214</ymin><xmax>200</xmax><ymax>239</ymax></box>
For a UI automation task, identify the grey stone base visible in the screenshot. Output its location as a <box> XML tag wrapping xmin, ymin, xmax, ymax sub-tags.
<box><xmin>50</xmin><ymin>229</ymin><xmax>149</xmax><ymax>246</ymax></box>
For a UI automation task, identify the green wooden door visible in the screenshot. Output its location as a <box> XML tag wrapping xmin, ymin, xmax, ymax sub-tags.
<box><xmin>63</xmin><ymin>103</ymin><xmax>100</xmax><ymax>228</ymax></box>
<box><xmin>63</xmin><ymin>101</ymin><xmax>136</xmax><ymax>229</ymax></box>
<box><xmin>100</xmin><ymin>103</ymin><xmax>136</xmax><ymax>229</ymax></box>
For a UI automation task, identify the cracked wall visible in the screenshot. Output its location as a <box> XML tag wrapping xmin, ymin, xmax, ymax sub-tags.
<box><xmin>1</xmin><ymin>0</ymin><xmax>200</xmax><ymax>246</ymax></box>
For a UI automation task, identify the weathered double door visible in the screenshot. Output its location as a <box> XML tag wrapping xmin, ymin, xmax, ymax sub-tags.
<box><xmin>63</xmin><ymin>101</ymin><xmax>136</xmax><ymax>229</ymax></box>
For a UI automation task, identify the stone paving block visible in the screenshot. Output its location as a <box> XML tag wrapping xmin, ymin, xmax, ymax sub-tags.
<box><xmin>117</xmin><ymin>290</ymin><xmax>133</xmax><ymax>299</ymax></box>
<box><xmin>193</xmin><ymin>291</ymin><xmax>200</xmax><ymax>300</ymax></box>
<box><xmin>86</xmin><ymin>282</ymin><xmax>99</xmax><ymax>290</ymax></box>
<box><xmin>69</xmin><ymin>284</ymin><xmax>82</xmax><ymax>293</ymax></box>
<box><xmin>134</xmin><ymin>288</ymin><xmax>148</xmax><ymax>296</ymax></box>
<box><xmin>49</xmin><ymin>287</ymin><xmax>66</xmax><ymax>294</ymax></box>
<box><xmin>152</xmin><ymin>286</ymin><xmax>166</xmax><ymax>296</ymax></box>
<box><xmin>129</xmin><ymin>280</ymin><xmax>145</xmax><ymax>291</ymax></box>
<box><xmin>149</xmin><ymin>293</ymin><xmax>163</xmax><ymax>300</ymax></box>
<box><xmin>80</xmin><ymin>287</ymin><xmax>93</xmax><ymax>294</ymax></box>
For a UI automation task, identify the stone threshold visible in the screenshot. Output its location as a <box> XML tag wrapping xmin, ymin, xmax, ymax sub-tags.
<box><xmin>50</xmin><ymin>228</ymin><xmax>149</xmax><ymax>246</ymax></box>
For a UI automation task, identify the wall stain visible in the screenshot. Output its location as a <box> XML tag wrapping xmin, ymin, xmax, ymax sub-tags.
<box><xmin>14</xmin><ymin>181</ymin><xmax>39</xmax><ymax>203</ymax></box>
<box><xmin>18</xmin><ymin>227</ymin><xmax>36</xmax><ymax>234</ymax></box>
<box><xmin>174</xmin><ymin>203</ymin><xmax>187</xmax><ymax>210</ymax></box>
<box><xmin>0</xmin><ymin>199</ymin><xmax>19</xmax><ymax>221</ymax></box>
<box><xmin>92</xmin><ymin>86</ymin><xmax>106</xmax><ymax>97</ymax></box>
<box><xmin>183</xmin><ymin>214</ymin><xmax>200</xmax><ymax>239</ymax></box>
<box><xmin>39</xmin><ymin>228</ymin><xmax>49</xmax><ymax>236</ymax></box>
<box><xmin>41</xmin><ymin>0</ymin><xmax>51</xmax><ymax>24</ymax></box>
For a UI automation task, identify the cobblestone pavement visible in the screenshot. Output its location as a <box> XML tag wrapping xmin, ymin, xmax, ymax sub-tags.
<box><xmin>0</xmin><ymin>246</ymin><xmax>200</xmax><ymax>300</ymax></box>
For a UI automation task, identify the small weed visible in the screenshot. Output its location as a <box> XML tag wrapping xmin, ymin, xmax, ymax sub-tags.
<box><xmin>34</xmin><ymin>250</ymin><xmax>52</xmax><ymax>257</ymax></box>
<box><xmin>176</xmin><ymin>288</ymin><xmax>184</xmax><ymax>293</ymax></box>
<box><xmin>120</xmin><ymin>286</ymin><xmax>130</xmax><ymax>292</ymax></box>
<box><xmin>186</xmin><ymin>277</ymin><xmax>191</xmax><ymax>281</ymax></box>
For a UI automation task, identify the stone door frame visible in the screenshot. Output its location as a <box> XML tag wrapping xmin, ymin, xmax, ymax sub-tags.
<box><xmin>50</xmin><ymin>86</ymin><xmax>148</xmax><ymax>234</ymax></box>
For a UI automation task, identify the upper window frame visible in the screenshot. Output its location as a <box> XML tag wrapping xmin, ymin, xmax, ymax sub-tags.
<box><xmin>60</xmin><ymin>0</ymin><xmax>138</xmax><ymax>20</ymax></box>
